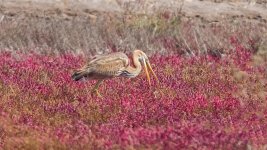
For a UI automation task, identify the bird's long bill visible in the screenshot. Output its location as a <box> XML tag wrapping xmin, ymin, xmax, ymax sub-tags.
<box><xmin>143</xmin><ymin>59</ymin><xmax>151</xmax><ymax>86</ymax></box>
<box><xmin>146</xmin><ymin>61</ymin><xmax>159</xmax><ymax>83</ymax></box>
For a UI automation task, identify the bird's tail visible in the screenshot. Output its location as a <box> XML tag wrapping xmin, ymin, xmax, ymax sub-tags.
<box><xmin>72</xmin><ymin>69</ymin><xmax>90</xmax><ymax>81</ymax></box>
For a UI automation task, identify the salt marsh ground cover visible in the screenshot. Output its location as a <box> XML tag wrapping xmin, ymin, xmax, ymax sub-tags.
<box><xmin>0</xmin><ymin>38</ymin><xmax>266</xmax><ymax>149</ymax></box>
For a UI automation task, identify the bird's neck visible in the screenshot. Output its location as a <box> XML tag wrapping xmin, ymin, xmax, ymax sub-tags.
<box><xmin>125</xmin><ymin>52</ymin><xmax>142</xmax><ymax>77</ymax></box>
<box><xmin>133</xmin><ymin>52</ymin><xmax>142</xmax><ymax>71</ymax></box>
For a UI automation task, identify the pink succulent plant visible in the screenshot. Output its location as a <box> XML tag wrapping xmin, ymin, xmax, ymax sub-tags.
<box><xmin>0</xmin><ymin>39</ymin><xmax>266</xmax><ymax>149</ymax></box>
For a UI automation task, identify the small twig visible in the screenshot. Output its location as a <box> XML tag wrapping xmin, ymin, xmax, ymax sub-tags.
<box><xmin>178</xmin><ymin>30</ymin><xmax>195</xmax><ymax>56</ymax></box>
<box><xmin>195</xmin><ymin>27</ymin><xmax>208</xmax><ymax>55</ymax></box>
<box><xmin>178</xmin><ymin>0</ymin><xmax>185</xmax><ymax>14</ymax></box>
<box><xmin>0</xmin><ymin>15</ymin><xmax>4</xmax><ymax>23</ymax></box>
<box><xmin>193</xmin><ymin>29</ymin><xmax>201</xmax><ymax>56</ymax></box>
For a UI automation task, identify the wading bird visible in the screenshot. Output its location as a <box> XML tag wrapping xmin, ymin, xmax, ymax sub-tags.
<box><xmin>72</xmin><ymin>50</ymin><xmax>159</xmax><ymax>97</ymax></box>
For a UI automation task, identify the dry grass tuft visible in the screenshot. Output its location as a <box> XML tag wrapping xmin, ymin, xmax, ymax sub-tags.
<box><xmin>0</xmin><ymin>10</ymin><xmax>266</xmax><ymax>56</ymax></box>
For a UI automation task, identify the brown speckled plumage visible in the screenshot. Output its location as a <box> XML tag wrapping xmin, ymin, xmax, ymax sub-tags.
<box><xmin>72</xmin><ymin>50</ymin><xmax>158</xmax><ymax>97</ymax></box>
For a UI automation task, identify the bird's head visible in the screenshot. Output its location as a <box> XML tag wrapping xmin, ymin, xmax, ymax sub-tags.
<box><xmin>134</xmin><ymin>50</ymin><xmax>159</xmax><ymax>86</ymax></box>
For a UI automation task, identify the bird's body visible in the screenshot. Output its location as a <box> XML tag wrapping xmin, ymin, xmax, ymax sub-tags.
<box><xmin>72</xmin><ymin>52</ymin><xmax>129</xmax><ymax>80</ymax></box>
<box><xmin>72</xmin><ymin>50</ymin><xmax>158</xmax><ymax>96</ymax></box>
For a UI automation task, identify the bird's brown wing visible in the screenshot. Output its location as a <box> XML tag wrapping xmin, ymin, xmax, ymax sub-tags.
<box><xmin>87</xmin><ymin>52</ymin><xmax>129</xmax><ymax>77</ymax></box>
